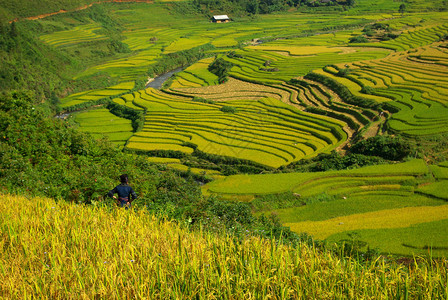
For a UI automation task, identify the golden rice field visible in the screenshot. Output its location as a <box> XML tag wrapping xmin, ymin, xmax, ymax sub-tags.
<box><xmin>245</xmin><ymin>45</ymin><xmax>343</xmax><ymax>56</ymax></box>
<box><xmin>124</xmin><ymin>87</ymin><xmax>346</xmax><ymax>168</ymax></box>
<box><xmin>321</xmin><ymin>43</ymin><xmax>448</xmax><ymax>136</ymax></box>
<box><xmin>1</xmin><ymin>194</ymin><xmax>447</xmax><ymax>299</ymax></box>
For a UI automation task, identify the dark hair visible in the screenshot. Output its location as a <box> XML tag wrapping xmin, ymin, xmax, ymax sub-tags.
<box><xmin>120</xmin><ymin>174</ymin><xmax>129</xmax><ymax>184</ymax></box>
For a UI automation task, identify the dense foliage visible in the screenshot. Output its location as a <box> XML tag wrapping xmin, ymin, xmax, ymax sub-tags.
<box><xmin>208</xmin><ymin>57</ymin><xmax>233</xmax><ymax>83</ymax></box>
<box><xmin>0</xmin><ymin>21</ymin><xmax>69</xmax><ymax>102</ymax></box>
<box><xmin>192</xmin><ymin>0</ymin><xmax>353</xmax><ymax>15</ymax></box>
<box><xmin>350</xmin><ymin>135</ymin><xmax>412</xmax><ymax>161</ymax></box>
<box><xmin>0</xmin><ymin>7</ymin><xmax>137</xmax><ymax>105</ymax></box>
<box><xmin>280</xmin><ymin>151</ymin><xmax>387</xmax><ymax>172</ymax></box>
<box><xmin>107</xmin><ymin>101</ymin><xmax>145</xmax><ymax>132</ymax></box>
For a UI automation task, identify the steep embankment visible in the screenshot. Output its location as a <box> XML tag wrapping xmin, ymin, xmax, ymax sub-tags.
<box><xmin>1</xmin><ymin>193</ymin><xmax>447</xmax><ymax>298</ymax></box>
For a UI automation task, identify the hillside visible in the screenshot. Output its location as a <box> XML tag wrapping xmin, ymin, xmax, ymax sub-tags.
<box><xmin>0</xmin><ymin>0</ymin><xmax>99</xmax><ymax>22</ymax></box>
<box><xmin>1</xmin><ymin>194</ymin><xmax>447</xmax><ymax>298</ymax></box>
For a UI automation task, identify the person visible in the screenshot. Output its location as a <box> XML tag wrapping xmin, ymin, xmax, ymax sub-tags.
<box><xmin>107</xmin><ymin>174</ymin><xmax>138</xmax><ymax>209</ymax></box>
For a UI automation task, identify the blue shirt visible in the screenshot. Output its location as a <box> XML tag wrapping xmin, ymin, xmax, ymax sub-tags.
<box><xmin>107</xmin><ymin>184</ymin><xmax>138</xmax><ymax>202</ymax></box>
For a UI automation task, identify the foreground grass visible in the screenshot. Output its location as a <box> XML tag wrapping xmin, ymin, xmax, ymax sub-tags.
<box><xmin>1</xmin><ymin>194</ymin><xmax>447</xmax><ymax>298</ymax></box>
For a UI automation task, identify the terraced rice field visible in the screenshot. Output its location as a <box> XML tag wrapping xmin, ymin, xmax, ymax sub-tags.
<box><xmin>351</xmin><ymin>23</ymin><xmax>448</xmax><ymax>51</ymax></box>
<box><xmin>169</xmin><ymin>57</ymin><xmax>219</xmax><ymax>88</ymax></box>
<box><xmin>204</xmin><ymin>159</ymin><xmax>428</xmax><ymax>195</ymax></box>
<box><xmin>169</xmin><ymin>77</ymin><xmax>291</xmax><ymax>102</ymax></box>
<box><xmin>61</xmin><ymin>82</ymin><xmax>135</xmax><ymax>107</ymax></box>
<box><xmin>73</xmin><ymin>108</ymin><xmax>133</xmax><ymax>145</ymax></box>
<box><xmin>204</xmin><ymin>160</ymin><xmax>448</xmax><ymax>256</ymax></box>
<box><xmin>38</xmin><ymin>2</ymin><xmax>448</xmax><ymax>256</ymax></box>
<box><xmin>224</xmin><ymin>47</ymin><xmax>390</xmax><ymax>84</ymax></box>
<box><xmin>112</xmin><ymin>91</ymin><xmax>144</xmax><ymax>111</ymax></box>
<box><xmin>47</xmin><ymin>5</ymin><xmax>448</xmax><ymax>162</ymax></box>
<box><xmin>39</xmin><ymin>23</ymin><xmax>106</xmax><ymax>47</ymax></box>
<box><xmin>325</xmin><ymin>43</ymin><xmax>448</xmax><ymax>136</ymax></box>
<box><xmin>125</xmin><ymin>87</ymin><xmax>346</xmax><ymax>168</ymax></box>
<box><xmin>146</xmin><ymin>157</ymin><xmax>222</xmax><ymax>177</ymax></box>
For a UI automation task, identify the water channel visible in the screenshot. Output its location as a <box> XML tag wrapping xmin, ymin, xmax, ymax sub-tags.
<box><xmin>146</xmin><ymin>67</ymin><xmax>183</xmax><ymax>89</ymax></box>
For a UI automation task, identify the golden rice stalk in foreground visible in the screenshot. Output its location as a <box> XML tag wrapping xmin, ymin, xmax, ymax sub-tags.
<box><xmin>0</xmin><ymin>194</ymin><xmax>447</xmax><ymax>299</ymax></box>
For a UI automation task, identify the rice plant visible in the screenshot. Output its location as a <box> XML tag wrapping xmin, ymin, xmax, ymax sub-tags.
<box><xmin>1</xmin><ymin>194</ymin><xmax>447</xmax><ymax>298</ymax></box>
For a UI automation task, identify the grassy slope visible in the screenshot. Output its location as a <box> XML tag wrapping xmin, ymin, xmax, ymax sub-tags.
<box><xmin>1</xmin><ymin>193</ymin><xmax>447</xmax><ymax>298</ymax></box>
<box><xmin>0</xmin><ymin>0</ymin><xmax>99</xmax><ymax>21</ymax></box>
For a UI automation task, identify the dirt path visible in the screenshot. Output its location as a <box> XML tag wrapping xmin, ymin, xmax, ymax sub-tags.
<box><xmin>364</xmin><ymin>115</ymin><xmax>386</xmax><ymax>138</ymax></box>
<box><xmin>9</xmin><ymin>0</ymin><xmax>154</xmax><ymax>23</ymax></box>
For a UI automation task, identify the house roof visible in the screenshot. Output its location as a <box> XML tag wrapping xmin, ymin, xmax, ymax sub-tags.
<box><xmin>213</xmin><ymin>15</ymin><xmax>230</xmax><ymax>20</ymax></box>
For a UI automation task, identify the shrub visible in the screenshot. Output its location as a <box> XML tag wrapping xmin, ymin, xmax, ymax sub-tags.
<box><xmin>208</xmin><ymin>57</ymin><xmax>233</xmax><ymax>83</ymax></box>
<box><xmin>106</xmin><ymin>102</ymin><xmax>144</xmax><ymax>132</ymax></box>
<box><xmin>350</xmin><ymin>136</ymin><xmax>412</xmax><ymax>161</ymax></box>
<box><xmin>220</xmin><ymin>105</ymin><xmax>238</xmax><ymax>113</ymax></box>
<box><xmin>192</xmin><ymin>96</ymin><xmax>215</xmax><ymax>104</ymax></box>
<box><xmin>280</xmin><ymin>151</ymin><xmax>386</xmax><ymax>172</ymax></box>
<box><xmin>361</xmin><ymin>86</ymin><xmax>375</xmax><ymax>95</ymax></box>
<box><xmin>227</xmin><ymin>51</ymin><xmax>243</xmax><ymax>58</ymax></box>
<box><xmin>349</xmin><ymin>35</ymin><xmax>368</xmax><ymax>43</ymax></box>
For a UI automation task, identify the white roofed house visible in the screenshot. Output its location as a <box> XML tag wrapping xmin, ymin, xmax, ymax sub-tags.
<box><xmin>212</xmin><ymin>15</ymin><xmax>230</xmax><ymax>23</ymax></box>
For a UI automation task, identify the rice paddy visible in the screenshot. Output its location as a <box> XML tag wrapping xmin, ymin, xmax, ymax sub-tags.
<box><xmin>2</xmin><ymin>194</ymin><xmax>447</xmax><ymax>298</ymax></box>
<box><xmin>39</xmin><ymin>23</ymin><xmax>107</xmax><ymax>47</ymax></box>
<box><xmin>73</xmin><ymin>108</ymin><xmax>133</xmax><ymax>146</ymax></box>
<box><xmin>35</xmin><ymin>2</ymin><xmax>448</xmax><ymax>256</ymax></box>
<box><xmin>169</xmin><ymin>57</ymin><xmax>219</xmax><ymax>88</ymax></box>
<box><xmin>61</xmin><ymin>82</ymin><xmax>135</xmax><ymax>107</ymax></box>
<box><xmin>330</xmin><ymin>43</ymin><xmax>448</xmax><ymax>136</ymax></box>
<box><xmin>204</xmin><ymin>159</ymin><xmax>448</xmax><ymax>255</ymax></box>
<box><xmin>125</xmin><ymin>87</ymin><xmax>346</xmax><ymax>168</ymax></box>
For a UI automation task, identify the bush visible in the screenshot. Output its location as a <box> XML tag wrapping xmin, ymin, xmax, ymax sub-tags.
<box><xmin>350</xmin><ymin>136</ymin><xmax>412</xmax><ymax>161</ymax></box>
<box><xmin>208</xmin><ymin>57</ymin><xmax>233</xmax><ymax>83</ymax></box>
<box><xmin>220</xmin><ymin>105</ymin><xmax>237</xmax><ymax>113</ymax></box>
<box><xmin>349</xmin><ymin>35</ymin><xmax>368</xmax><ymax>43</ymax></box>
<box><xmin>107</xmin><ymin>102</ymin><xmax>144</xmax><ymax>132</ymax></box>
<box><xmin>192</xmin><ymin>96</ymin><xmax>215</xmax><ymax>104</ymax></box>
<box><xmin>280</xmin><ymin>151</ymin><xmax>386</xmax><ymax>172</ymax></box>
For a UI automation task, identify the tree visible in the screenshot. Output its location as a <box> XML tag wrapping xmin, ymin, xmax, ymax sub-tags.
<box><xmin>246</xmin><ymin>0</ymin><xmax>259</xmax><ymax>14</ymax></box>
<box><xmin>346</xmin><ymin>0</ymin><xmax>355</xmax><ymax>7</ymax></box>
<box><xmin>399</xmin><ymin>4</ymin><xmax>406</xmax><ymax>16</ymax></box>
<box><xmin>9</xmin><ymin>21</ymin><xmax>18</xmax><ymax>38</ymax></box>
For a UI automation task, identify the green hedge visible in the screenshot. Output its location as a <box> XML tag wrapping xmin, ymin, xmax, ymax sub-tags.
<box><xmin>106</xmin><ymin>101</ymin><xmax>144</xmax><ymax>132</ymax></box>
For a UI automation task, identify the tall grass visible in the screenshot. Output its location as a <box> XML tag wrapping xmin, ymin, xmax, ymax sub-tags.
<box><xmin>1</xmin><ymin>194</ymin><xmax>447</xmax><ymax>299</ymax></box>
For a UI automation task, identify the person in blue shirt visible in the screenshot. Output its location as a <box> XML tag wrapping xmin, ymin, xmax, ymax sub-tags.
<box><xmin>107</xmin><ymin>174</ymin><xmax>138</xmax><ymax>208</ymax></box>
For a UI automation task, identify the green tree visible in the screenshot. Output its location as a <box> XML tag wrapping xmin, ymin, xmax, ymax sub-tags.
<box><xmin>399</xmin><ymin>4</ymin><xmax>406</xmax><ymax>16</ymax></box>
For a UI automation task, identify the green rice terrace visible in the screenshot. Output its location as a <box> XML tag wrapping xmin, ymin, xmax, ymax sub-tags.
<box><xmin>4</xmin><ymin>0</ymin><xmax>448</xmax><ymax>258</ymax></box>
